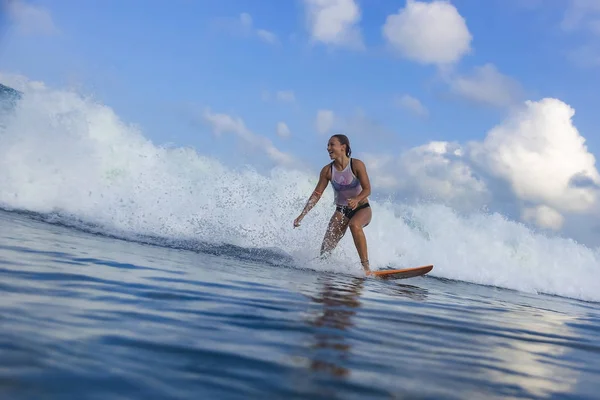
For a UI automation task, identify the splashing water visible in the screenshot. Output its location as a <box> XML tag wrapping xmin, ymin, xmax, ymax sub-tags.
<box><xmin>1</xmin><ymin>76</ymin><xmax>599</xmax><ymax>302</ymax></box>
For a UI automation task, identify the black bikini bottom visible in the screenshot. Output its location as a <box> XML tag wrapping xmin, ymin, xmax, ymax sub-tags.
<box><xmin>336</xmin><ymin>203</ymin><xmax>370</xmax><ymax>220</ymax></box>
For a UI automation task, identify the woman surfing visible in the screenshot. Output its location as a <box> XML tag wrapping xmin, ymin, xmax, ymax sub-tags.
<box><xmin>293</xmin><ymin>134</ymin><xmax>373</xmax><ymax>274</ymax></box>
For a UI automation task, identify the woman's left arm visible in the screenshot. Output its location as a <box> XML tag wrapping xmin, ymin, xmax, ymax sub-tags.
<box><xmin>348</xmin><ymin>159</ymin><xmax>371</xmax><ymax>208</ymax></box>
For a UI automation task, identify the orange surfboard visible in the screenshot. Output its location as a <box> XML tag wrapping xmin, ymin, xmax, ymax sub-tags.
<box><xmin>370</xmin><ymin>264</ymin><xmax>433</xmax><ymax>280</ymax></box>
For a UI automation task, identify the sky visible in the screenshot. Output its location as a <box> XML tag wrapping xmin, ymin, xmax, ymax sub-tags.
<box><xmin>2</xmin><ymin>0</ymin><xmax>600</xmax><ymax>246</ymax></box>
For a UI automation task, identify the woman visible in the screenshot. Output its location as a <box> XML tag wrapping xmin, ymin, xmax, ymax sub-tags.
<box><xmin>293</xmin><ymin>134</ymin><xmax>372</xmax><ymax>274</ymax></box>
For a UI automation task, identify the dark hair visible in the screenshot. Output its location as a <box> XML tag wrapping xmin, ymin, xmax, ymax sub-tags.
<box><xmin>331</xmin><ymin>134</ymin><xmax>351</xmax><ymax>157</ymax></box>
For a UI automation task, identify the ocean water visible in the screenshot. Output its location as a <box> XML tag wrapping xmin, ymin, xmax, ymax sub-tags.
<box><xmin>1</xmin><ymin>78</ymin><xmax>600</xmax><ymax>399</ymax></box>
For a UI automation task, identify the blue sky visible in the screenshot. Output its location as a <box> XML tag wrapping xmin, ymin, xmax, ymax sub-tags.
<box><xmin>2</xmin><ymin>0</ymin><xmax>600</xmax><ymax>244</ymax></box>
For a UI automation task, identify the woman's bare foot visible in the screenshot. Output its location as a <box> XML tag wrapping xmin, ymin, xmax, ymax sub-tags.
<box><xmin>362</xmin><ymin>259</ymin><xmax>371</xmax><ymax>275</ymax></box>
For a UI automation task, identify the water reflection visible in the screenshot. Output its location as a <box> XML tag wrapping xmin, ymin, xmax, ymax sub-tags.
<box><xmin>382</xmin><ymin>283</ymin><xmax>429</xmax><ymax>301</ymax></box>
<box><xmin>485</xmin><ymin>307</ymin><xmax>580</xmax><ymax>398</ymax></box>
<box><xmin>305</xmin><ymin>275</ymin><xmax>364</xmax><ymax>378</ymax></box>
<box><xmin>303</xmin><ymin>274</ymin><xmax>429</xmax><ymax>378</ymax></box>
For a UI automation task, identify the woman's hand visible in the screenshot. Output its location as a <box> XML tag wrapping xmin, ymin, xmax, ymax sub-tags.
<box><xmin>293</xmin><ymin>214</ymin><xmax>304</xmax><ymax>228</ymax></box>
<box><xmin>347</xmin><ymin>197</ymin><xmax>359</xmax><ymax>210</ymax></box>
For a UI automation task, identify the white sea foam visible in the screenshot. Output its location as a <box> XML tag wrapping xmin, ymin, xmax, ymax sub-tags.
<box><xmin>1</xmin><ymin>76</ymin><xmax>599</xmax><ymax>302</ymax></box>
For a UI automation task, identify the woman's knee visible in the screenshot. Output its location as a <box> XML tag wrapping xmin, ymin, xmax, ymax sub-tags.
<box><xmin>348</xmin><ymin>219</ymin><xmax>363</xmax><ymax>232</ymax></box>
<box><xmin>349</xmin><ymin>213</ymin><xmax>371</xmax><ymax>231</ymax></box>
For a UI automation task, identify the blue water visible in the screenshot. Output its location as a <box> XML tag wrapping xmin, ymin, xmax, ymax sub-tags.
<box><xmin>2</xmin><ymin>77</ymin><xmax>600</xmax><ymax>399</ymax></box>
<box><xmin>1</xmin><ymin>209</ymin><xmax>600</xmax><ymax>399</ymax></box>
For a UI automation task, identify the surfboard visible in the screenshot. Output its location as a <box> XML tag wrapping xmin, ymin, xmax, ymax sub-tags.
<box><xmin>369</xmin><ymin>264</ymin><xmax>433</xmax><ymax>280</ymax></box>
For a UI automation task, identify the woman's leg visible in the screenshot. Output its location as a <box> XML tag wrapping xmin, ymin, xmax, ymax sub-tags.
<box><xmin>320</xmin><ymin>210</ymin><xmax>349</xmax><ymax>257</ymax></box>
<box><xmin>347</xmin><ymin>207</ymin><xmax>372</xmax><ymax>273</ymax></box>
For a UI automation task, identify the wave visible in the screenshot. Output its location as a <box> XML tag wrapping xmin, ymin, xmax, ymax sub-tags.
<box><xmin>1</xmin><ymin>76</ymin><xmax>599</xmax><ymax>302</ymax></box>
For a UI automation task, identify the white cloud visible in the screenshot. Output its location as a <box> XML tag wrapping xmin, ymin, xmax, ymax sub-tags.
<box><xmin>315</xmin><ymin>109</ymin><xmax>335</xmax><ymax>134</ymax></box>
<box><xmin>7</xmin><ymin>0</ymin><xmax>57</xmax><ymax>36</ymax></box>
<box><xmin>359</xmin><ymin>97</ymin><xmax>600</xmax><ymax>232</ymax></box>
<box><xmin>522</xmin><ymin>205</ymin><xmax>565</xmax><ymax>231</ymax></box>
<box><xmin>303</xmin><ymin>0</ymin><xmax>363</xmax><ymax>49</ymax></box>
<box><xmin>561</xmin><ymin>0</ymin><xmax>600</xmax><ymax>34</ymax></box>
<box><xmin>359</xmin><ymin>153</ymin><xmax>399</xmax><ymax>190</ymax></box>
<box><xmin>203</xmin><ymin>109</ymin><xmax>295</xmax><ymax>166</ymax></box>
<box><xmin>362</xmin><ymin>141</ymin><xmax>489</xmax><ymax>211</ymax></box>
<box><xmin>561</xmin><ymin>1</ymin><xmax>600</xmax><ymax>67</ymax></box>
<box><xmin>239</xmin><ymin>12</ymin><xmax>253</xmax><ymax>29</ymax></box>
<box><xmin>448</xmin><ymin>63</ymin><xmax>524</xmax><ymax>108</ymax></box>
<box><xmin>203</xmin><ymin>110</ymin><xmax>252</xmax><ymax>141</ymax></box>
<box><xmin>382</xmin><ymin>0</ymin><xmax>472</xmax><ymax>65</ymax></box>
<box><xmin>276</xmin><ymin>122</ymin><xmax>291</xmax><ymax>138</ymax></box>
<box><xmin>256</xmin><ymin>29</ymin><xmax>278</xmax><ymax>44</ymax></box>
<box><xmin>400</xmin><ymin>142</ymin><xmax>488</xmax><ymax>207</ymax></box>
<box><xmin>261</xmin><ymin>90</ymin><xmax>296</xmax><ymax>103</ymax></box>
<box><xmin>221</xmin><ymin>12</ymin><xmax>278</xmax><ymax>45</ymax></box>
<box><xmin>395</xmin><ymin>94</ymin><xmax>428</xmax><ymax>117</ymax></box>
<box><xmin>276</xmin><ymin>90</ymin><xmax>296</xmax><ymax>103</ymax></box>
<box><xmin>470</xmin><ymin>98</ymin><xmax>600</xmax><ymax>219</ymax></box>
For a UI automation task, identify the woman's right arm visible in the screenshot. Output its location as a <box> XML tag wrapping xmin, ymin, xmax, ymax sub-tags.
<box><xmin>294</xmin><ymin>165</ymin><xmax>329</xmax><ymax>227</ymax></box>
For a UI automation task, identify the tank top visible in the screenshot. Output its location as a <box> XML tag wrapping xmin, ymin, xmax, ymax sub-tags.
<box><xmin>330</xmin><ymin>158</ymin><xmax>362</xmax><ymax>206</ymax></box>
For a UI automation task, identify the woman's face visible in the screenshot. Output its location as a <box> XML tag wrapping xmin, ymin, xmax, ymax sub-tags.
<box><xmin>327</xmin><ymin>137</ymin><xmax>346</xmax><ymax>159</ymax></box>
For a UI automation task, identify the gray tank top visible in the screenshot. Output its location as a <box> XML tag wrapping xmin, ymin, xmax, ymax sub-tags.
<box><xmin>330</xmin><ymin>158</ymin><xmax>362</xmax><ymax>206</ymax></box>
